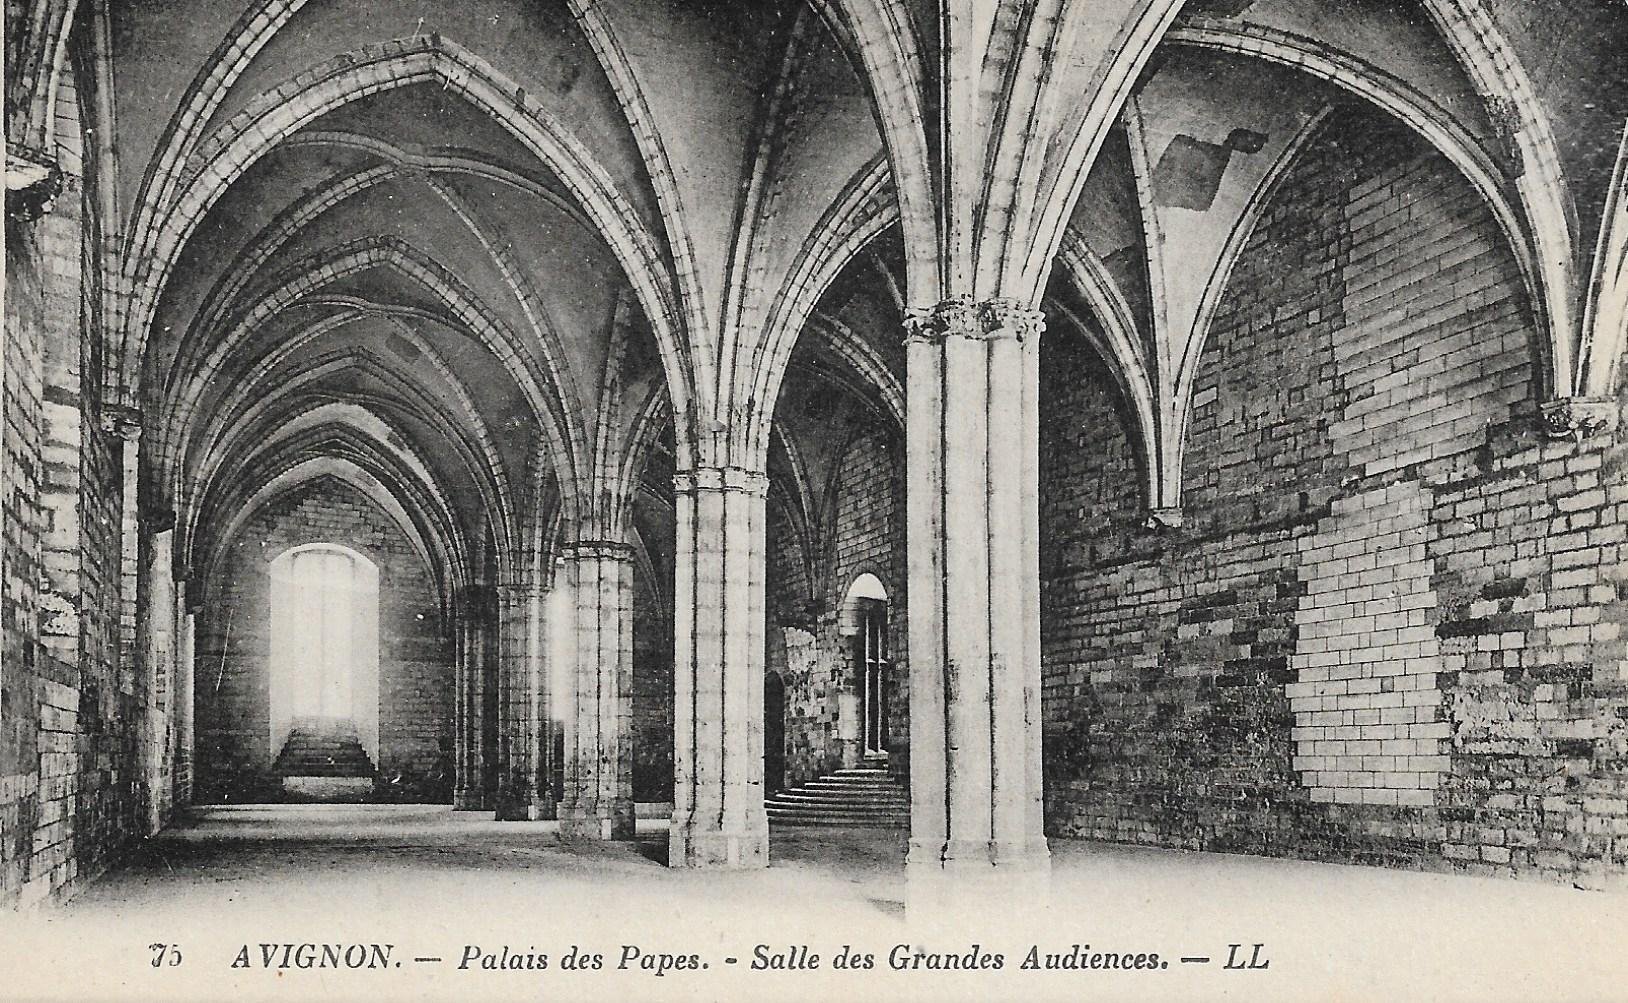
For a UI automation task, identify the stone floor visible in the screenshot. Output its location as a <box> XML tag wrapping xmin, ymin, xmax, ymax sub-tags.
<box><xmin>3</xmin><ymin>804</ymin><xmax>1625</xmax><ymax>1002</ymax></box>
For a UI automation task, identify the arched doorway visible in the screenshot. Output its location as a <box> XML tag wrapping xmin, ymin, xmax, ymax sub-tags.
<box><xmin>764</xmin><ymin>671</ymin><xmax>787</xmax><ymax>795</ymax></box>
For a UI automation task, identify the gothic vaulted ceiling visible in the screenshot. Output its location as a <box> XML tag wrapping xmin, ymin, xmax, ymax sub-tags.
<box><xmin>17</xmin><ymin>0</ymin><xmax>1620</xmax><ymax>598</ymax></box>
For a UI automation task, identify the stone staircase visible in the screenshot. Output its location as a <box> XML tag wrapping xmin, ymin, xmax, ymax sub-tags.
<box><xmin>273</xmin><ymin>718</ymin><xmax>376</xmax><ymax>779</ymax></box>
<box><xmin>765</xmin><ymin>761</ymin><xmax>908</xmax><ymax>828</ymax></box>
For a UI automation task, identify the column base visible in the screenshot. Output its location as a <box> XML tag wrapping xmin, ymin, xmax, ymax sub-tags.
<box><xmin>905</xmin><ymin>836</ymin><xmax>1052</xmax><ymax>932</ymax></box>
<box><xmin>452</xmin><ymin>787</ymin><xmax>486</xmax><ymax>811</ymax></box>
<box><xmin>529</xmin><ymin>798</ymin><xmax>558</xmax><ymax>821</ymax></box>
<box><xmin>667</xmin><ymin>812</ymin><xmax>769</xmax><ymax>868</ymax></box>
<box><xmin>558</xmin><ymin>803</ymin><xmax>635</xmax><ymax>840</ymax></box>
<box><xmin>493</xmin><ymin>799</ymin><xmax>533</xmax><ymax>822</ymax></box>
<box><xmin>906</xmin><ymin>835</ymin><xmax>1052</xmax><ymax>870</ymax></box>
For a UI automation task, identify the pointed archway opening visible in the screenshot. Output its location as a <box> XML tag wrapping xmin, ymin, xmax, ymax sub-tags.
<box><xmin>764</xmin><ymin>671</ymin><xmax>788</xmax><ymax>795</ymax></box>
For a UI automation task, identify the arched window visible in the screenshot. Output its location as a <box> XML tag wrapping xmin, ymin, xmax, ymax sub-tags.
<box><xmin>268</xmin><ymin>544</ymin><xmax>380</xmax><ymax>762</ymax></box>
<box><xmin>842</xmin><ymin>574</ymin><xmax>890</xmax><ymax>759</ymax></box>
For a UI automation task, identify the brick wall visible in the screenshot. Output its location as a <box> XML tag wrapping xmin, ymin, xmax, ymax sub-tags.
<box><xmin>2</xmin><ymin>60</ymin><xmax>154</xmax><ymax>908</ymax></box>
<box><xmin>1039</xmin><ymin>107</ymin><xmax>1628</xmax><ymax>885</ymax></box>
<box><xmin>3</xmin><ymin>187</ymin><xmax>53</xmax><ymax>912</ymax></box>
<box><xmin>194</xmin><ymin>477</ymin><xmax>454</xmax><ymax>802</ymax></box>
<box><xmin>766</xmin><ymin>428</ymin><xmax>909</xmax><ymax>788</ymax></box>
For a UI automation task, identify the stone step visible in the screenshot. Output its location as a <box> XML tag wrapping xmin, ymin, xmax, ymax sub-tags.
<box><xmin>765</xmin><ymin>806</ymin><xmax>909</xmax><ymax>819</ymax></box>
<box><xmin>766</xmin><ymin>813</ymin><xmax>908</xmax><ymax>828</ymax></box>
<box><xmin>274</xmin><ymin>727</ymin><xmax>376</xmax><ymax>779</ymax></box>
<box><xmin>768</xmin><ymin>793</ymin><xmax>907</xmax><ymax>808</ymax></box>
<box><xmin>765</xmin><ymin>762</ymin><xmax>909</xmax><ymax>829</ymax></box>
<box><xmin>766</xmin><ymin>805</ymin><xmax>907</xmax><ymax>815</ymax></box>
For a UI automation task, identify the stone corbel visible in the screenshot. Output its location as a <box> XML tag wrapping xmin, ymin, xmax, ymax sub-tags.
<box><xmin>1144</xmin><ymin>505</ymin><xmax>1184</xmax><ymax>531</ymax></box>
<box><xmin>6</xmin><ymin>144</ymin><xmax>62</xmax><ymax>223</ymax></box>
<box><xmin>1540</xmin><ymin>397</ymin><xmax>1618</xmax><ymax>442</ymax></box>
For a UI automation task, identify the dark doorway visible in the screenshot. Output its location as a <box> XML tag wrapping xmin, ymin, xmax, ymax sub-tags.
<box><xmin>764</xmin><ymin>671</ymin><xmax>787</xmax><ymax>794</ymax></box>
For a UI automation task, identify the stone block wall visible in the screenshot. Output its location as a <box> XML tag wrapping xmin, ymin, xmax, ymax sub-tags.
<box><xmin>1038</xmin><ymin>107</ymin><xmax>1628</xmax><ymax>885</ymax></box>
<box><xmin>194</xmin><ymin>477</ymin><xmax>453</xmax><ymax>802</ymax></box>
<box><xmin>2</xmin><ymin>61</ymin><xmax>154</xmax><ymax>908</ymax></box>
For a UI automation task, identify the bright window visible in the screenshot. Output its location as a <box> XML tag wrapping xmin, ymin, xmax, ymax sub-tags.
<box><xmin>268</xmin><ymin>545</ymin><xmax>380</xmax><ymax>761</ymax></box>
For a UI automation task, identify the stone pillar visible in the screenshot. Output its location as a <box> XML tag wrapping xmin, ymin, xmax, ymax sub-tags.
<box><xmin>669</xmin><ymin>466</ymin><xmax>769</xmax><ymax>868</ymax></box>
<box><xmin>493</xmin><ymin>581</ymin><xmax>530</xmax><ymax>820</ymax></box>
<box><xmin>108</xmin><ymin>410</ymin><xmax>142</xmax><ymax>698</ymax></box>
<box><xmin>494</xmin><ymin>579</ymin><xmax>556</xmax><ymax>820</ymax></box>
<box><xmin>141</xmin><ymin>518</ymin><xmax>176</xmax><ymax>830</ymax></box>
<box><xmin>174</xmin><ymin>589</ymin><xmax>196</xmax><ymax>809</ymax></box>
<box><xmin>452</xmin><ymin>614</ymin><xmax>471</xmax><ymax>808</ymax></box>
<box><xmin>903</xmin><ymin>297</ymin><xmax>1049</xmax><ymax>889</ymax></box>
<box><xmin>527</xmin><ymin>580</ymin><xmax>558</xmax><ymax>819</ymax></box>
<box><xmin>557</xmin><ymin>542</ymin><xmax>636</xmax><ymax>839</ymax></box>
<box><xmin>451</xmin><ymin>588</ymin><xmax>487</xmax><ymax>810</ymax></box>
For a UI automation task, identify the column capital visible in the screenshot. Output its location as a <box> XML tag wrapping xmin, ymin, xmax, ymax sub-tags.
<box><xmin>978</xmin><ymin>297</ymin><xmax>1046</xmax><ymax>341</ymax></box>
<box><xmin>5</xmin><ymin>145</ymin><xmax>61</xmax><ymax>223</ymax></box>
<box><xmin>904</xmin><ymin>296</ymin><xmax>1045</xmax><ymax>345</ymax></box>
<box><xmin>673</xmin><ymin>465</ymin><xmax>769</xmax><ymax>497</ymax></box>
<box><xmin>493</xmin><ymin>577</ymin><xmax>545</xmax><ymax>599</ymax></box>
<box><xmin>904</xmin><ymin>296</ymin><xmax>980</xmax><ymax>344</ymax></box>
<box><xmin>1540</xmin><ymin>396</ymin><xmax>1618</xmax><ymax>441</ymax></box>
<box><xmin>560</xmin><ymin>540</ymin><xmax>637</xmax><ymax>562</ymax></box>
<box><xmin>99</xmin><ymin>405</ymin><xmax>144</xmax><ymax>440</ymax></box>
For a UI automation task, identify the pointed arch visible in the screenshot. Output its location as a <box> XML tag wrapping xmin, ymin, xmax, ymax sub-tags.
<box><xmin>1054</xmin><ymin>233</ymin><xmax>1162</xmax><ymax>512</ymax></box>
<box><xmin>1164</xmin><ymin>21</ymin><xmax>1556</xmax><ymax>402</ymax></box>
<box><xmin>1414</xmin><ymin>0</ymin><xmax>1579</xmax><ymax>398</ymax></box>
<box><xmin>156</xmin><ymin>237</ymin><xmax>579</xmax><ymax>534</ymax></box>
<box><xmin>118</xmin><ymin>35</ymin><xmax>692</xmax><ymax>466</ymax></box>
<box><xmin>804</xmin><ymin>0</ymin><xmax>936</xmax><ymax>304</ymax></box>
<box><xmin>1582</xmin><ymin>122</ymin><xmax>1628</xmax><ymax>399</ymax></box>
<box><xmin>565</xmin><ymin>0</ymin><xmax>715</xmax><ymax>456</ymax></box>
<box><xmin>745</xmin><ymin>155</ymin><xmax>897</xmax><ymax>467</ymax></box>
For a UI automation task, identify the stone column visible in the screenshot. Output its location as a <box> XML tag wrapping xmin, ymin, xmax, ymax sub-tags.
<box><xmin>175</xmin><ymin>590</ymin><xmax>196</xmax><ymax>809</ymax></box>
<box><xmin>108</xmin><ymin>410</ymin><xmax>142</xmax><ymax>699</ymax></box>
<box><xmin>493</xmin><ymin>581</ymin><xmax>534</xmax><ymax>820</ymax></box>
<box><xmin>527</xmin><ymin>580</ymin><xmax>558</xmax><ymax>819</ymax></box>
<box><xmin>494</xmin><ymin>578</ymin><xmax>557</xmax><ymax>820</ymax></box>
<box><xmin>141</xmin><ymin>518</ymin><xmax>177</xmax><ymax>829</ymax></box>
<box><xmin>668</xmin><ymin>466</ymin><xmax>768</xmax><ymax>868</ymax></box>
<box><xmin>558</xmin><ymin>542</ymin><xmax>636</xmax><ymax>839</ymax></box>
<box><xmin>451</xmin><ymin>588</ymin><xmax>487</xmax><ymax>810</ymax></box>
<box><xmin>903</xmin><ymin>297</ymin><xmax>1049</xmax><ymax>888</ymax></box>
